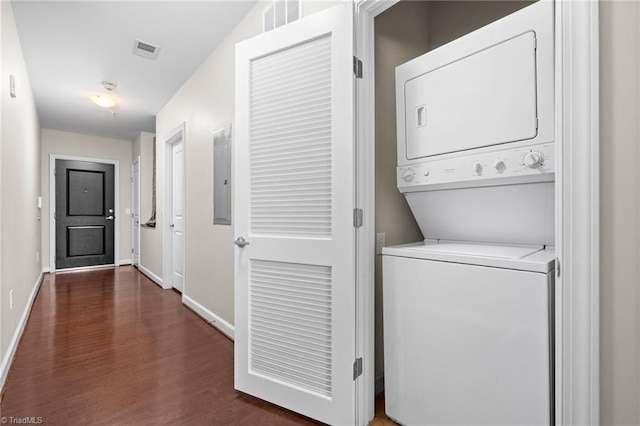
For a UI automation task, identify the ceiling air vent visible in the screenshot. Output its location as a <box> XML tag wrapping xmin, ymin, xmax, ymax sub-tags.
<box><xmin>263</xmin><ymin>0</ymin><xmax>301</xmax><ymax>32</ymax></box>
<box><xmin>132</xmin><ymin>39</ymin><xmax>161</xmax><ymax>60</ymax></box>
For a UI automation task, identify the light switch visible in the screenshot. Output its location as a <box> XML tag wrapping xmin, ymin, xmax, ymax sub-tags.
<box><xmin>10</xmin><ymin>75</ymin><xmax>16</xmax><ymax>98</ymax></box>
<box><xmin>376</xmin><ymin>233</ymin><xmax>386</xmax><ymax>255</ymax></box>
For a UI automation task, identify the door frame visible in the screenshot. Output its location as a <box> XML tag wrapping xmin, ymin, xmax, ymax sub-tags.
<box><xmin>162</xmin><ymin>123</ymin><xmax>186</xmax><ymax>292</ymax></box>
<box><xmin>355</xmin><ymin>0</ymin><xmax>599</xmax><ymax>424</ymax></box>
<box><xmin>49</xmin><ymin>154</ymin><xmax>120</xmax><ymax>272</ymax></box>
<box><xmin>131</xmin><ymin>156</ymin><xmax>141</xmax><ymax>267</ymax></box>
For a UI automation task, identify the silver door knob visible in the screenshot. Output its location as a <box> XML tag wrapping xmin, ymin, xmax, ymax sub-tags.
<box><xmin>169</xmin><ymin>224</ymin><xmax>175</xmax><ymax>228</ymax></box>
<box><xmin>105</xmin><ymin>216</ymin><xmax>115</xmax><ymax>220</ymax></box>
<box><xmin>234</xmin><ymin>237</ymin><xmax>250</xmax><ymax>248</ymax></box>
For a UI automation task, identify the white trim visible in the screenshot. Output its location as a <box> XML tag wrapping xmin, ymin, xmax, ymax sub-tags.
<box><xmin>49</xmin><ymin>154</ymin><xmax>120</xmax><ymax>272</ymax></box>
<box><xmin>182</xmin><ymin>295</ymin><xmax>235</xmax><ymax>340</ymax></box>
<box><xmin>119</xmin><ymin>259</ymin><xmax>132</xmax><ymax>265</ymax></box>
<box><xmin>42</xmin><ymin>267</ymin><xmax>50</xmax><ymax>273</ymax></box>
<box><xmin>555</xmin><ymin>1</ymin><xmax>599</xmax><ymax>424</ymax></box>
<box><xmin>355</xmin><ymin>1</ymin><xmax>399</xmax><ymax>424</ymax></box>
<box><xmin>138</xmin><ymin>264</ymin><xmax>165</xmax><ymax>288</ymax></box>
<box><xmin>0</xmin><ymin>270</ymin><xmax>44</xmax><ymax>392</ymax></box>
<box><xmin>162</xmin><ymin>123</ymin><xmax>186</xmax><ymax>293</ymax></box>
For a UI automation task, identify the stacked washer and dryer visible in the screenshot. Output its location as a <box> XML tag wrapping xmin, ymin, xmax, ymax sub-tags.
<box><xmin>382</xmin><ymin>2</ymin><xmax>556</xmax><ymax>425</ymax></box>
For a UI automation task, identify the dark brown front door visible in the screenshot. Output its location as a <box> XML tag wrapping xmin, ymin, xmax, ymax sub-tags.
<box><xmin>55</xmin><ymin>159</ymin><xmax>115</xmax><ymax>269</ymax></box>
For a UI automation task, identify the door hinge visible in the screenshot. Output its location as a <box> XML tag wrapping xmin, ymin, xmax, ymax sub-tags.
<box><xmin>131</xmin><ymin>248</ymin><xmax>134</xmax><ymax>254</ymax></box>
<box><xmin>54</xmin><ymin>168</ymin><xmax>56</xmax><ymax>176</ymax></box>
<box><xmin>353</xmin><ymin>208</ymin><xmax>363</xmax><ymax>228</ymax></box>
<box><xmin>556</xmin><ymin>257</ymin><xmax>561</xmax><ymax>277</ymax></box>
<box><xmin>53</xmin><ymin>211</ymin><xmax>56</xmax><ymax>220</ymax></box>
<box><xmin>353</xmin><ymin>56</ymin><xmax>363</xmax><ymax>79</ymax></box>
<box><xmin>353</xmin><ymin>357</ymin><xmax>363</xmax><ymax>380</ymax></box>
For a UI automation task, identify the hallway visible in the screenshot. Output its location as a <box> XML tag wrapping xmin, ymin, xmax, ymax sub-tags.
<box><xmin>0</xmin><ymin>267</ymin><xmax>317</xmax><ymax>425</ymax></box>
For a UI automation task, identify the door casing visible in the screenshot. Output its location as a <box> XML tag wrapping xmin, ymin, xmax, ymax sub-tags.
<box><xmin>132</xmin><ymin>156</ymin><xmax>141</xmax><ymax>267</ymax></box>
<box><xmin>162</xmin><ymin>123</ymin><xmax>186</xmax><ymax>292</ymax></box>
<box><xmin>49</xmin><ymin>155</ymin><xmax>120</xmax><ymax>272</ymax></box>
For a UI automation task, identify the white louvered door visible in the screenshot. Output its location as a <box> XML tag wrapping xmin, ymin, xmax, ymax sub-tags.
<box><xmin>234</xmin><ymin>4</ymin><xmax>356</xmax><ymax>425</ymax></box>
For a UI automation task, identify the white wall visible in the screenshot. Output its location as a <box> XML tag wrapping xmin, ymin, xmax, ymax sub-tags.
<box><xmin>152</xmin><ymin>1</ymin><xmax>339</xmax><ymax>326</ymax></box>
<box><xmin>599</xmin><ymin>1</ymin><xmax>640</xmax><ymax>424</ymax></box>
<box><xmin>0</xmin><ymin>0</ymin><xmax>42</xmax><ymax>387</ymax></box>
<box><xmin>41</xmin><ymin>128</ymin><xmax>132</xmax><ymax>269</ymax></box>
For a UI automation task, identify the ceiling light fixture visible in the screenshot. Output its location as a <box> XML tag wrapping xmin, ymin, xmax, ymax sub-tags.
<box><xmin>101</xmin><ymin>81</ymin><xmax>117</xmax><ymax>91</ymax></box>
<box><xmin>90</xmin><ymin>94</ymin><xmax>117</xmax><ymax>108</ymax></box>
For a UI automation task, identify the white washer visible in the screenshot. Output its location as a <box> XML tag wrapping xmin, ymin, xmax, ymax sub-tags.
<box><xmin>382</xmin><ymin>241</ymin><xmax>555</xmax><ymax>426</ymax></box>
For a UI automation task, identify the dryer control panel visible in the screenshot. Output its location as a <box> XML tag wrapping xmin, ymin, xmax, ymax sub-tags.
<box><xmin>397</xmin><ymin>143</ymin><xmax>554</xmax><ymax>192</ymax></box>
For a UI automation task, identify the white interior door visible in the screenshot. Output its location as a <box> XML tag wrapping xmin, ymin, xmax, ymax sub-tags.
<box><xmin>132</xmin><ymin>158</ymin><xmax>140</xmax><ymax>267</ymax></box>
<box><xmin>234</xmin><ymin>4</ymin><xmax>356</xmax><ymax>425</ymax></box>
<box><xmin>171</xmin><ymin>141</ymin><xmax>185</xmax><ymax>292</ymax></box>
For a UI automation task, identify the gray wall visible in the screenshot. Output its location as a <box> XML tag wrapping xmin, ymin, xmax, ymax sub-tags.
<box><xmin>599</xmin><ymin>1</ymin><xmax>640</xmax><ymax>424</ymax></box>
<box><xmin>374</xmin><ymin>0</ymin><xmax>429</xmax><ymax>385</ymax></box>
<box><xmin>428</xmin><ymin>1</ymin><xmax>533</xmax><ymax>50</ymax></box>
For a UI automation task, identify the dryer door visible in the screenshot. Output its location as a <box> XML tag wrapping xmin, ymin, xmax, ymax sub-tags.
<box><xmin>404</xmin><ymin>31</ymin><xmax>537</xmax><ymax>159</ymax></box>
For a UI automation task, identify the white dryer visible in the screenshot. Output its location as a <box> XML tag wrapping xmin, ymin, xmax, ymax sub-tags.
<box><xmin>382</xmin><ymin>241</ymin><xmax>555</xmax><ymax>425</ymax></box>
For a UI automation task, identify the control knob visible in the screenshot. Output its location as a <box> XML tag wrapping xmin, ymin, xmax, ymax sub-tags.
<box><xmin>523</xmin><ymin>151</ymin><xmax>544</xmax><ymax>169</ymax></box>
<box><xmin>473</xmin><ymin>162</ymin><xmax>482</xmax><ymax>174</ymax></box>
<box><xmin>494</xmin><ymin>160</ymin><xmax>506</xmax><ymax>171</ymax></box>
<box><xmin>401</xmin><ymin>168</ymin><xmax>415</xmax><ymax>182</ymax></box>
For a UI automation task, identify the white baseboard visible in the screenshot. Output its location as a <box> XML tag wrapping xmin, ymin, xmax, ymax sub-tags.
<box><xmin>183</xmin><ymin>294</ymin><xmax>235</xmax><ymax>340</ymax></box>
<box><xmin>119</xmin><ymin>259</ymin><xmax>132</xmax><ymax>265</ymax></box>
<box><xmin>375</xmin><ymin>374</ymin><xmax>385</xmax><ymax>395</ymax></box>
<box><xmin>42</xmin><ymin>267</ymin><xmax>50</xmax><ymax>273</ymax></box>
<box><xmin>138</xmin><ymin>264</ymin><xmax>164</xmax><ymax>288</ymax></box>
<box><xmin>0</xmin><ymin>270</ymin><xmax>44</xmax><ymax>393</ymax></box>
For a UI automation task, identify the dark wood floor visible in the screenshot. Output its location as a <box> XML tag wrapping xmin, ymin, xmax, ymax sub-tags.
<box><xmin>0</xmin><ymin>266</ymin><xmax>320</xmax><ymax>425</ymax></box>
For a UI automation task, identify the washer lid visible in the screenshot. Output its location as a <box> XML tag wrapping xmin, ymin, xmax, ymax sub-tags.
<box><xmin>414</xmin><ymin>242</ymin><xmax>542</xmax><ymax>259</ymax></box>
<box><xmin>382</xmin><ymin>241</ymin><xmax>555</xmax><ymax>273</ymax></box>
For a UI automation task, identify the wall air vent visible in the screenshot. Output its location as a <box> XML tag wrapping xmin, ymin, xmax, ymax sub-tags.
<box><xmin>132</xmin><ymin>39</ymin><xmax>160</xmax><ymax>60</ymax></box>
<box><xmin>263</xmin><ymin>0</ymin><xmax>301</xmax><ymax>32</ymax></box>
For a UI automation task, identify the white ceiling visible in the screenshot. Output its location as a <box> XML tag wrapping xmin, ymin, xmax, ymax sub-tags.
<box><xmin>11</xmin><ymin>0</ymin><xmax>257</xmax><ymax>141</ymax></box>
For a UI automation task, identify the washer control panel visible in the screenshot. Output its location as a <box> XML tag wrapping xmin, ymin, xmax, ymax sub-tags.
<box><xmin>397</xmin><ymin>143</ymin><xmax>554</xmax><ymax>191</ymax></box>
